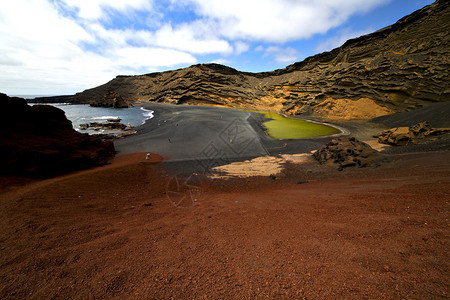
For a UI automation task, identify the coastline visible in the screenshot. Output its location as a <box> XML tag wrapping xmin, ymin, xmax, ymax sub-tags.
<box><xmin>33</xmin><ymin>103</ymin><xmax>155</xmax><ymax>136</ymax></box>
<box><xmin>115</xmin><ymin>103</ymin><xmax>346</xmax><ymax>172</ymax></box>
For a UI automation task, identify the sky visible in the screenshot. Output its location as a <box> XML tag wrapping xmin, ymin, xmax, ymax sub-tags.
<box><xmin>0</xmin><ymin>0</ymin><xmax>434</xmax><ymax>96</ymax></box>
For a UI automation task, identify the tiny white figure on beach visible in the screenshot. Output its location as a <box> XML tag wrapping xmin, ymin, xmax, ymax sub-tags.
<box><xmin>168</xmin><ymin>137</ymin><xmax>172</xmax><ymax>143</ymax></box>
<box><xmin>146</xmin><ymin>153</ymin><xmax>150</xmax><ymax>159</ymax></box>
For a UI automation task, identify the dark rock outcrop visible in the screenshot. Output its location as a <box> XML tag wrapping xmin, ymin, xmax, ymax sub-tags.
<box><xmin>313</xmin><ymin>137</ymin><xmax>381</xmax><ymax>170</ymax></box>
<box><xmin>33</xmin><ymin>94</ymin><xmax>79</xmax><ymax>104</ymax></box>
<box><xmin>79</xmin><ymin>122</ymin><xmax>130</xmax><ymax>131</ymax></box>
<box><xmin>376</xmin><ymin>121</ymin><xmax>450</xmax><ymax>145</ymax></box>
<box><xmin>0</xmin><ymin>93</ymin><xmax>115</xmax><ymax>178</ymax></box>
<box><xmin>90</xmin><ymin>91</ymin><xmax>132</xmax><ymax>108</ymax></box>
<box><xmin>31</xmin><ymin>1</ymin><xmax>449</xmax><ymax>119</ymax></box>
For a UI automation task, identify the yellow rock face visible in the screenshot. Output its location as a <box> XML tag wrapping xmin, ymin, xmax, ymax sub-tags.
<box><xmin>312</xmin><ymin>97</ymin><xmax>393</xmax><ymax>120</ymax></box>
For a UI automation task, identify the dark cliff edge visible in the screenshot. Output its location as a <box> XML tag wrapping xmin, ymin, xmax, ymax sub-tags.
<box><xmin>0</xmin><ymin>93</ymin><xmax>115</xmax><ymax>178</ymax></box>
<box><xmin>31</xmin><ymin>0</ymin><xmax>449</xmax><ymax>118</ymax></box>
<box><xmin>33</xmin><ymin>94</ymin><xmax>80</xmax><ymax>104</ymax></box>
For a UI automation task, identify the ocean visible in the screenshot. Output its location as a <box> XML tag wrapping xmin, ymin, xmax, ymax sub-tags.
<box><xmin>34</xmin><ymin>103</ymin><xmax>154</xmax><ymax>134</ymax></box>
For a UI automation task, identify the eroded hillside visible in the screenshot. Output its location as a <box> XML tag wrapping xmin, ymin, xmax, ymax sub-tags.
<box><xmin>35</xmin><ymin>0</ymin><xmax>449</xmax><ymax>120</ymax></box>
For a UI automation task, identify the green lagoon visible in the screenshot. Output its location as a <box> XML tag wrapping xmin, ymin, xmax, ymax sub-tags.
<box><xmin>249</xmin><ymin>110</ymin><xmax>341</xmax><ymax>139</ymax></box>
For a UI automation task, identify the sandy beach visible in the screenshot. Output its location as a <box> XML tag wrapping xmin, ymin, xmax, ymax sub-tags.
<box><xmin>1</xmin><ymin>102</ymin><xmax>449</xmax><ymax>298</ymax></box>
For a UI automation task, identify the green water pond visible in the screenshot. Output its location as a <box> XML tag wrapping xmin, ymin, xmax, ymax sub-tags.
<box><xmin>248</xmin><ymin>110</ymin><xmax>341</xmax><ymax>139</ymax></box>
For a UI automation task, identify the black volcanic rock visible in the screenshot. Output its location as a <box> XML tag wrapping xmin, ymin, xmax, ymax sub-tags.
<box><xmin>35</xmin><ymin>1</ymin><xmax>449</xmax><ymax>118</ymax></box>
<box><xmin>0</xmin><ymin>93</ymin><xmax>115</xmax><ymax>178</ymax></box>
<box><xmin>313</xmin><ymin>137</ymin><xmax>381</xmax><ymax>170</ymax></box>
<box><xmin>32</xmin><ymin>94</ymin><xmax>79</xmax><ymax>104</ymax></box>
<box><xmin>91</xmin><ymin>91</ymin><xmax>132</xmax><ymax>108</ymax></box>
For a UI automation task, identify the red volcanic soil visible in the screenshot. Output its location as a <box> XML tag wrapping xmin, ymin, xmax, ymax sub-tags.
<box><xmin>0</xmin><ymin>151</ymin><xmax>449</xmax><ymax>299</ymax></box>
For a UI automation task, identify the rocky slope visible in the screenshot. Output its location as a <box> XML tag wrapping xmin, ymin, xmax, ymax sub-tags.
<box><xmin>34</xmin><ymin>0</ymin><xmax>449</xmax><ymax>119</ymax></box>
<box><xmin>0</xmin><ymin>93</ymin><xmax>115</xmax><ymax>177</ymax></box>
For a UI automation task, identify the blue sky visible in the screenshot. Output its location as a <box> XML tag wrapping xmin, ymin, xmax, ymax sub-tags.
<box><xmin>0</xmin><ymin>0</ymin><xmax>434</xmax><ymax>95</ymax></box>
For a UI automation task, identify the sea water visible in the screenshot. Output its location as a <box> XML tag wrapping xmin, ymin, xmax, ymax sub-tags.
<box><xmin>36</xmin><ymin>103</ymin><xmax>154</xmax><ymax>134</ymax></box>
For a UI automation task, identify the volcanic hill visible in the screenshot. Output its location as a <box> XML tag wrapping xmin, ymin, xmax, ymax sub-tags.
<box><xmin>35</xmin><ymin>0</ymin><xmax>449</xmax><ymax>120</ymax></box>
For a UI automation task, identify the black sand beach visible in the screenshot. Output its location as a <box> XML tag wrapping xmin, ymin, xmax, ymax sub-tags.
<box><xmin>114</xmin><ymin>103</ymin><xmax>342</xmax><ymax>173</ymax></box>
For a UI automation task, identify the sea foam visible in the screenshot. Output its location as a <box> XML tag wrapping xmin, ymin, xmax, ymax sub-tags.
<box><xmin>90</xmin><ymin>116</ymin><xmax>120</xmax><ymax>120</ymax></box>
<box><xmin>140</xmin><ymin>107</ymin><xmax>154</xmax><ymax>124</ymax></box>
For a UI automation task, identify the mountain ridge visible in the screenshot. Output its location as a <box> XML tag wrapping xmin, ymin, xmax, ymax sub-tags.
<box><xmin>33</xmin><ymin>0</ymin><xmax>449</xmax><ymax>120</ymax></box>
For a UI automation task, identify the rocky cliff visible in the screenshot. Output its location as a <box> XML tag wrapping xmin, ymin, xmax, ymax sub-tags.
<box><xmin>0</xmin><ymin>93</ymin><xmax>115</xmax><ymax>177</ymax></box>
<box><xmin>90</xmin><ymin>91</ymin><xmax>132</xmax><ymax>108</ymax></box>
<box><xmin>34</xmin><ymin>0</ymin><xmax>449</xmax><ymax>119</ymax></box>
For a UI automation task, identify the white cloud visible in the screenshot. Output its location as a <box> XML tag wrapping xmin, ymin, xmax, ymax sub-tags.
<box><xmin>264</xmin><ymin>46</ymin><xmax>302</xmax><ymax>64</ymax></box>
<box><xmin>254</xmin><ymin>45</ymin><xmax>264</xmax><ymax>52</ymax></box>
<box><xmin>234</xmin><ymin>41</ymin><xmax>250</xmax><ymax>55</ymax></box>
<box><xmin>111</xmin><ymin>47</ymin><xmax>197</xmax><ymax>69</ymax></box>
<box><xmin>209</xmin><ymin>58</ymin><xmax>231</xmax><ymax>65</ymax></box>
<box><xmin>1</xmin><ymin>0</ymin><xmax>91</xmax><ymax>46</ymax></box>
<box><xmin>87</xmin><ymin>21</ymin><xmax>233</xmax><ymax>55</ymax></box>
<box><xmin>0</xmin><ymin>0</ymin><xmax>198</xmax><ymax>94</ymax></box>
<box><xmin>315</xmin><ymin>27</ymin><xmax>373</xmax><ymax>52</ymax></box>
<box><xmin>59</xmin><ymin>0</ymin><xmax>153</xmax><ymax>20</ymax></box>
<box><xmin>178</xmin><ymin>0</ymin><xmax>390</xmax><ymax>43</ymax></box>
<box><xmin>154</xmin><ymin>23</ymin><xmax>233</xmax><ymax>54</ymax></box>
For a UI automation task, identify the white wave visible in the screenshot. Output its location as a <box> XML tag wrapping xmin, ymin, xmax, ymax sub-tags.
<box><xmin>140</xmin><ymin>107</ymin><xmax>154</xmax><ymax>124</ymax></box>
<box><xmin>90</xmin><ymin>116</ymin><xmax>120</xmax><ymax>120</ymax></box>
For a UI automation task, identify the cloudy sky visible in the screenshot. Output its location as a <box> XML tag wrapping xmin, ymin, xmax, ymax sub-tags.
<box><xmin>1</xmin><ymin>0</ymin><xmax>433</xmax><ymax>96</ymax></box>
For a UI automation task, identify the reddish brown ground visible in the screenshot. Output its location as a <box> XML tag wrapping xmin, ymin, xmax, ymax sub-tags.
<box><xmin>0</xmin><ymin>151</ymin><xmax>449</xmax><ymax>299</ymax></box>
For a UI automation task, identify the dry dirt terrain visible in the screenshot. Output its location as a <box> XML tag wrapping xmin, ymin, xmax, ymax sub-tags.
<box><xmin>0</xmin><ymin>150</ymin><xmax>448</xmax><ymax>299</ymax></box>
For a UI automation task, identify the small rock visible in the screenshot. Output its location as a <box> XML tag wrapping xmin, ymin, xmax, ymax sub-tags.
<box><xmin>107</xmin><ymin>117</ymin><xmax>121</xmax><ymax>123</ymax></box>
<box><xmin>79</xmin><ymin>123</ymin><xmax>89</xmax><ymax>130</ymax></box>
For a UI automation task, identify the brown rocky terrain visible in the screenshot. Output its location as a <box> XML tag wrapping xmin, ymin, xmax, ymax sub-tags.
<box><xmin>0</xmin><ymin>93</ymin><xmax>115</xmax><ymax>178</ymax></box>
<box><xmin>33</xmin><ymin>0</ymin><xmax>449</xmax><ymax>120</ymax></box>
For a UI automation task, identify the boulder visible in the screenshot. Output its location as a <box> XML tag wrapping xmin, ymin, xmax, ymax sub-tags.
<box><xmin>377</xmin><ymin>127</ymin><xmax>413</xmax><ymax>146</ymax></box>
<box><xmin>313</xmin><ymin>137</ymin><xmax>381</xmax><ymax>170</ymax></box>
<box><xmin>0</xmin><ymin>93</ymin><xmax>115</xmax><ymax>178</ymax></box>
